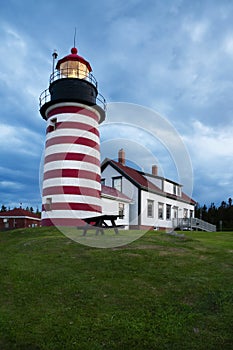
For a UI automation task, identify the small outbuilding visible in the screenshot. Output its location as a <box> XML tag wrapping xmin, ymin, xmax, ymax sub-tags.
<box><xmin>0</xmin><ymin>208</ymin><xmax>41</xmax><ymax>230</ymax></box>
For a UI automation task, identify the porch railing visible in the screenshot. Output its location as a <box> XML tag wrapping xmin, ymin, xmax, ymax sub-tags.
<box><xmin>173</xmin><ymin>218</ymin><xmax>216</xmax><ymax>232</ymax></box>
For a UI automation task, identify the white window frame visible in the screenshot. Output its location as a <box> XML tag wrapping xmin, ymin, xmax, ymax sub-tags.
<box><xmin>119</xmin><ymin>203</ymin><xmax>124</xmax><ymax>219</ymax></box>
<box><xmin>166</xmin><ymin>204</ymin><xmax>171</xmax><ymax>220</ymax></box>
<box><xmin>45</xmin><ymin>197</ymin><xmax>52</xmax><ymax>211</ymax></box>
<box><xmin>158</xmin><ymin>202</ymin><xmax>164</xmax><ymax>220</ymax></box>
<box><xmin>112</xmin><ymin>177</ymin><xmax>122</xmax><ymax>192</ymax></box>
<box><xmin>147</xmin><ymin>199</ymin><xmax>154</xmax><ymax>218</ymax></box>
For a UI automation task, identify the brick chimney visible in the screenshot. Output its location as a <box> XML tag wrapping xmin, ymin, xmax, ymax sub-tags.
<box><xmin>152</xmin><ymin>165</ymin><xmax>158</xmax><ymax>176</ymax></box>
<box><xmin>118</xmin><ymin>149</ymin><xmax>125</xmax><ymax>165</ymax></box>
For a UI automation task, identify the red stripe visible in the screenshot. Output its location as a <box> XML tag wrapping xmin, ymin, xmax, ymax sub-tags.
<box><xmin>43</xmin><ymin>169</ymin><xmax>101</xmax><ymax>182</ymax></box>
<box><xmin>42</xmin><ymin>218</ymin><xmax>86</xmax><ymax>227</ymax></box>
<box><xmin>44</xmin><ymin>152</ymin><xmax>100</xmax><ymax>166</ymax></box>
<box><xmin>46</xmin><ymin>122</ymin><xmax>99</xmax><ymax>136</ymax></box>
<box><xmin>46</xmin><ymin>136</ymin><xmax>99</xmax><ymax>150</ymax></box>
<box><xmin>42</xmin><ymin>202</ymin><xmax>102</xmax><ymax>212</ymax></box>
<box><xmin>43</xmin><ymin>186</ymin><xmax>100</xmax><ymax>197</ymax></box>
<box><xmin>47</xmin><ymin>125</ymin><xmax>54</xmax><ymax>133</ymax></box>
<box><xmin>47</xmin><ymin>106</ymin><xmax>99</xmax><ymax>121</ymax></box>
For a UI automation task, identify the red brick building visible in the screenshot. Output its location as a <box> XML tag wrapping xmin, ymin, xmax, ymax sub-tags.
<box><xmin>0</xmin><ymin>208</ymin><xmax>41</xmax><ymax>230</ymax></box>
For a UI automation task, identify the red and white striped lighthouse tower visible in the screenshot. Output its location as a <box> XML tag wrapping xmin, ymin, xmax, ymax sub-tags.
<box><xmin>39</xmin><ymin>46</ymin><xmax>105</xmax><ymax>226</ymax></box>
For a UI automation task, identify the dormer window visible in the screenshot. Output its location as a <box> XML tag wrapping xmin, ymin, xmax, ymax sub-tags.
<box><xmin>112</xmin><ymin>176</ymin><xmax>122</xmax><ymax>192</ymax></box>
<box><xmin>177</xmin><ymin>187</ymin><xmax>181</xmax><ymax>196</ymax></box>
<box><xmin>173</xmin><ymin>185</ymin><xmax>176</xmax><ymax>195</ymax></box>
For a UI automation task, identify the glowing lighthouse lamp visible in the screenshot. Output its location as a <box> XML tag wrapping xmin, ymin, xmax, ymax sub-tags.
<box><xmin>39</xmin><ymin>45</ymin><xmax>106</xmax><ymax>226</ymax></box>
<box><xmin>58</xmin><ymin>47</ymin><xmax>91</xmax><ymax>79</ymax></box>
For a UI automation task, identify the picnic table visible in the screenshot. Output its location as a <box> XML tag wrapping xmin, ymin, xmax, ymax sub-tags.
<box><xmin>80</xmin><ymin>214</ymin><xmax>122</xmax><ymax>236</ymax></box>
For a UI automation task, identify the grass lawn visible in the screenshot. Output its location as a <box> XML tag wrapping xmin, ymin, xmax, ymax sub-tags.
<box><xmin>0</xmin><ymin>227</ymin><xmax>232</xmax><ymax>349</ymax></box>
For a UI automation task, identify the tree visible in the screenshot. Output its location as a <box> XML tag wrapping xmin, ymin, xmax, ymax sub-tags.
<box><xmin>195</xmin><ymin>198</ymin><xmax>233</xmax><ymax>230</ymax></box>
<box><xmin>220</xmin><ymin>201</ymin><xmax>227</xmax><ymax>208</ymax></box>
<box><xmin>1</xmin><ymin>205</ymin><xmax>7</xmax><ymax>212</ymax></box>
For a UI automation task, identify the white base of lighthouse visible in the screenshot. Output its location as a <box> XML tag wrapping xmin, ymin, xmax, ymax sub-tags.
<box><xmin>41</xmin><ymin>102</ymin><xmax>102</xmax><ymax>226</ymax></box>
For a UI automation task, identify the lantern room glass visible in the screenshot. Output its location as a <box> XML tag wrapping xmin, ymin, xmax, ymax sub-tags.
<box><xmin>59</xmin><ymin>60</ymin><xmax>90</xmax><ymax>79</ymax></box>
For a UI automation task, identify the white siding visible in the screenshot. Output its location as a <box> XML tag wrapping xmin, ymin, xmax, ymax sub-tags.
<box><xmin>101</xmin><ymin>197</ymin><xmax>118</xmax><ymax>215</ymax></box>
<box><xmin>101</xmin><ymin>165</ymin><xmax>139</xmax><ymax>226</ymax></box>
<box><xmin>101</xmin><ymin>197</ymin><xmax>130</xmax><ymax>229</ymax></box>
<box><xmin>140</xmin><ymin>190</ymin><xmax>195</xmax><ymax>229</ymax></box>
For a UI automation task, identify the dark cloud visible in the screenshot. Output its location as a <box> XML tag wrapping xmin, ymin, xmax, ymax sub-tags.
<box><xmin>0</xmin><ymin>0</ymin><xmax>232</xmax><ymax>207</ymax></box>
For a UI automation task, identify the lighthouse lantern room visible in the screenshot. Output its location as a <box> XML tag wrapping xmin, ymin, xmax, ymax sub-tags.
<box><xmin>56</xmin><ymin>47</ymin><xmax>91</xmax><ymax>79</ymax></box>
<box><xmin>39</xmin><ymin>45</ymin><xmax>106</xmax><ymax>226</ymax></box>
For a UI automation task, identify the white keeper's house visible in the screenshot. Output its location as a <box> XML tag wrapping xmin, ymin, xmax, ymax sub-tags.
<box><xmin>101</xmin><ymin>149</ymin><xmax>196</xmax><ymax>230</ymax></box>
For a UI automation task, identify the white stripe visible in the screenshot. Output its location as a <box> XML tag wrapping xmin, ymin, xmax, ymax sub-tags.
<box><xmin>47</xmin><ymin>113</ymin><xmax>99</xmax><ymax>128</ymax></box>
<box><xmin>43</xmin><ymin>178</ymin><xmax>101</xmax><ymax>190</ymax></box>
<box><xmin>42</xmin><ymin>194</ymin><xmax>101</xmax><ymax>206</ymax></box>
<box><xmin>43</xmin><ymin>160</ymin><xmax>100</xmax><ymax>174</ymax></box>
<box><xmin>46</xmin><ymin>102</ymin><xmax>100</xmax><ymax>122</ymax></box>
<box><xmin>44</xmin><ymin>144</ymin><xmax>100</xmax><ymax>159</ymax></box>
<box><xmin>46</xmin><ymin>129</ymin><xmax>99</xmax><ymax>144</ymax></box>
<box><xmin>42</xmin><ymin>210</ymin><xmax>101</xmax><ymax>220</ymax></box>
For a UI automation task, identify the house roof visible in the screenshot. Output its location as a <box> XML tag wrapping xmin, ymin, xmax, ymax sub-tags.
<box><xmin>102</xmin><ymin>159</ymin><xmax>164</xmax><ymax>194</ymax></box>
<box><xmin>101</xmin><ymin>185</ymin><xmax>131</xmax><ymax>202</ymax></box>
<box><xmin>181</xmin><ymin>192</ymin><xmax>196</xmax><ymax>205</ymax></box>
<box><xmin>0</xmin><ymin>208</ymin><xmax>41</xmax><ymax>220</ymax></box>
<box><xmin>101</xmin><ymin>159</ymin><xmax>196</xmax><ymax>205</ymax></box>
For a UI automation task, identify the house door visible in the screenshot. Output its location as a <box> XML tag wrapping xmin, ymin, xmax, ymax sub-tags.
<box><xmin>173</xmin><ymin>207</ymin><xmax>178</xmax><ymax>228</ymax></box>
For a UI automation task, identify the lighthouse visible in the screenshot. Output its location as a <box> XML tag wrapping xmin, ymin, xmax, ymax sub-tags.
<box><xmin>39</xmin><ymin>46</ymin><xmax>106</xmax><ymax>226</ymax></box>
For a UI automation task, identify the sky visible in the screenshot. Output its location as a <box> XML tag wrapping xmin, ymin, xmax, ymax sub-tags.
<box><xmin>0</xmin><ymin>0</ymin><xmax>233</xmax><ymax>210</ymax></box>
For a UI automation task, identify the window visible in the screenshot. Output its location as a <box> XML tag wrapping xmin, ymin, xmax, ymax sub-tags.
<box><xmin>166</xmin><ymin>204</ymin><xmax>171</xmax><ymax>220</ymax></box>
<box><xmin>183</xmin><ymin>208</ymin><xmax>188</xmax><ymax>218</ymax></box>
<box><xmin>173</xmin><ymin>185</ymin><xmax>176</xmax><ymax>195</ymax></box>
<box><xmin>119</xmin><ymin>203</ymin><xmax>124</xmax><ymax>219</ymax></box>
<box><xmin>50</xmin><ymin>118</ymin><xmax>57</xmax><ymax>131</ymax></box>
<box><xmin>190</xmin><ymin>210</ymin><xmax>193</xmax><ymax>218</ymax></box>
<box><xmin>45</xmin><ymin>197</ymin><xmax>52</xmax><ymax>211</ymax></box>
<box><xmin>147</xmin><ymin>200</ymin><xmax>154</xmax><ymax>218</ymax></box>
<box><xmin>158</xmin><ymin>203</ymin><xmax>164</xmax><ymax>219</ymax></box>
<box><xmin>177</xmin><ymin>187</ymin><xmax>181</xmax><ymax>196</ymax></box>
<box><xmin>112</xmin><ymin>177</ymin><xmax>122</xmax><ymax>192</ymax></box>
<box><xmin>101</xmin><ymin>178</ymin><xmax>105</xmax><ymax>185</ymax></box>
<box><xmin>3</xmin><ymin>218</ymin><xmax>9</xmax><ymax>229</ymax></box>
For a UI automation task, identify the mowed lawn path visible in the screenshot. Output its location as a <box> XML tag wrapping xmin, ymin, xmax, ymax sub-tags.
<box><xmin>0</xmin><ymin>228</ymin><xmax>232</xmax><ymax>349</ymax></box>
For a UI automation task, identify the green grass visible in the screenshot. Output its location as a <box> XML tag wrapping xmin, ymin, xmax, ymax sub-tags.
<box><xmin>0</xmin><ymin>228</ymin><xmax>232</xmax><ymax>349</ymax></box>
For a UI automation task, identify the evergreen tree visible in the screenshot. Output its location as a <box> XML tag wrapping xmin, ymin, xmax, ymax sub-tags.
<box><xmin>1</xmin><ymin>205</ymin><xmax>7</xmax><ymax>212</ymax></box>
<box><xmin>196</xmin><ymin>198</ymin><xmax>233</xmax><ymax>231</ymax></box>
